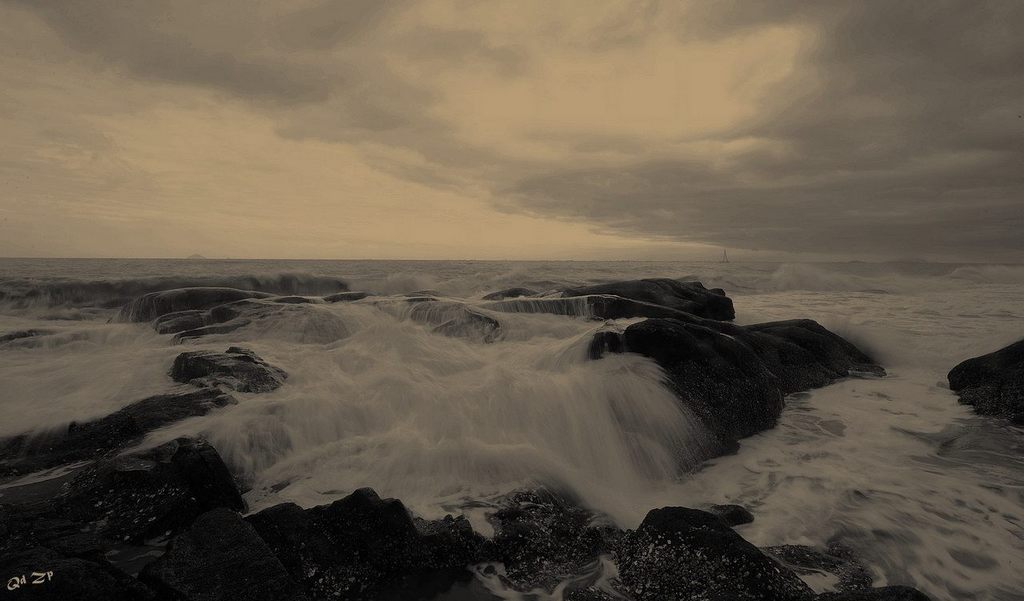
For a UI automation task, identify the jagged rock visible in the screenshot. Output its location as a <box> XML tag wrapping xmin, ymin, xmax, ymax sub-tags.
<box><xmin>948</xmin><ymin>339</ymin><xmax>1024</xmax><ymax>423</ymax></box>
<box><xmin>0</xmin><ymin>389</ymin><xmax>235</xmax><ymax>477</ymax></box>
<box><xmin>170</xmin><ymin>347</ymin><xmax>287</xmax><ymax>393</ymax></box>
<box><xmin>819</xmin><ymin>587</ymin><xmax>932</xmax><ymax>600</ymax></box>
<box><xmin>766</xmin><ymin>544</ymin><xmax>873</xmax><ymax>593</ymax></box>
<box><xmin>140</xmin><ymin>507</ymin><xmax>306</xmax><ymax>601</ymax></box>
<box><xmin>246</xmin><ymin>488</ymin><xmax>484</xmax><ymax>600</ymax></box>
<box><xmin>708</xmin><ymin>503</ymin><xmax>754</xmax><ymax>527</ymax></box>
<box><xmin>617</xmin><ymin>507</ymin><xmax>814</xmax><ymax>601</ymax></box>
<box><xmin>594</xmin><ymin>317</ymin><xmax>883</xmax><ymax>448</ymax></box>
<box><xmin>484</xmin><ymin>490</ymin><xmax>617</xmax><ymax>592</ymax></box>
<box><xmin>117</xmin><ymin>287</ymin><xmax>272</xmax><ymax>322</ymax></box>
<box><xmin>323</xmin><ymin>291</ymin><xmax>371</xmax><ymax>303</ymax></box>
<box><xmin>2</xmin><ymin>438</ymin><xmax>245</xmax><ymax>553</ymax></box>
<box><xmin>482</xmin><ymin>287</ymin><xmax>538</xmax><ymax>301</ymax></box>
<box><xmin>0</xmin><ymin>546</ymin><xmax>156</xmax><ymax>601</ymax></box>
<box><xmin>562</xmin><ymin>279</ymin><xmax>735</xmax><ymax>321</ymax></box>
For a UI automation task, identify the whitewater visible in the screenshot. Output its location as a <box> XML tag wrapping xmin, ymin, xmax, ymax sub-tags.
<box><xmin>1</xmin><ymin>258</ymin><xmax>1022</xmax><ymax>601</ymax></box>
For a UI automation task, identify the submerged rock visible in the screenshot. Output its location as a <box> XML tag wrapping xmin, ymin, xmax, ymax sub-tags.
<box><xmin>0</xmin><ymin>389</ymin><xmax>235</xmax><ymax>477</ymax></box>
<box><xmin>323</xmin><ymin>291</ymin><xmax>371</xmax><ymax>303</ymax></box>
<box><xmin>247</xmin><ymin>487</ymin><xmax>483</xmax><ymax>600</ymax></box>
<box><xmin>2</xmin><ymin>438</ymin><xmax>244</xmax><ymax>553</ymax></box>
<box><xmin>616</xmin><ymin>506</ymin><xmax>814</xmax><ymax>601</ymax></box>
<box><xmin>484</xmin><ymin>294</ymin><xmax>699</xmax><ymax>321</ymax></box>
<box><xmin>170</xmin><ymin>347</ymin><xmax>287</xmax><ymax>393</ymax></box>
<box><xmin>766</xmin><ymin>544</ymin><xmax>874</xmax><ymax>593</ymax></box>
<box><xmin>947</xmin><ymin>339</ymin><xmax>1024</xmax><ymax>423</ymax></box>
<box><xmin>708</xmin><ymin>503</ymin><xmax>755</xmax><ymax>527</ymax></box>
<box><xmin>594</xmin><ymin>317</ymin><xmax>883</xmax><ymax>448</ymax></box>
<box><xmin>819</xmin><ymin>587</ymin><xmax>932</xmax><ymax>600</ymax></box>
<box><xmin>0</xmin><ymin>329</ymin><xmax>49</xmax><ymax>344</ymax></box>
<box><xmin>482</xmin><ymin>287</ymin><xmax>538</xmax><ymax>301</ymax></box>
<box><xmin>140</xmin><ymin>507</ymin><xmax>306</xmax><ymax>601</ymax></box>
<box><xmin>562</xmin><ymin>278</ymin><xmax>736</xmax><ymax>321</ymax></box>
<box><xmin>117</xmin><ymin>287</ymin><xmax>273</xmax><ymax>322</ymax></box>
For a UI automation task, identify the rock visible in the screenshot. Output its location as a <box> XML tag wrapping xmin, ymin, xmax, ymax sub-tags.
<box><xmin>140</xmin><ymin>507</ymin><xmax>306</xmax><ymax>601</ymax></box>
<box><xmin>947</xmin><ymin>339</ymin><xmax>1024</xmax><ymax>423</ymax></box>
<box><xmin>0</xmin><ymin>329</ymin><xmax>49</xmax><ymax>344</ymax></box>
<box><xmin>483</xmin><ymin>295</ymin><xmax>698</xmax><ymax>321</ymax></box>
<box><xmin>765</xmin><ymin>544</ymin><xmax>873</xmax><ymax>593</ymax></box>
<box><xmin>2</xmin><ymin>438</ymin><xmax>244</xmax><ymax>553</ymax></box>
<box><xmin>392</xmin><ymin>300</ymin><xmax>502</xmax><ymax>342</ymax></box>
<box><xmin>708</xmin><ymin>503</ymin><xmax>754</xmax><ymax>527</ymax></box>
<box><xmin>323</xmin><ymin>291</ymin><xmax>371</xmax><ymax>303</ymax></box>
<box><xmin>617</xmin><ymin>507</ymin><xmax>814</xmax><ymax>601</ymax></box>
<box><xmin>152</xmin><ymin>310</ymin><xmax>207</xmax><ymax>335</ymax></box>
<box><xmin>247</xmin><ymin>488</ymin><xmax>484</xmax><ymax>600</ymax></box>
<box><xmin>0</xmin><ymin>546</ymin><xmax>156</xmax><ymax>601</ymax></box>
<box><xmin>564</xmin><ymin>589</ymin><xmax>624</xmax><ymax>601</ymax></box>
<box><xmin>562</xmin><ymin>279</ymin><xmax>735</xmax><ymax>321</ymax></box>
<box><xmin>484</xmin><ymin>490</ymin><xmax>616</xmax><ymax>592</ymax></box>
<box><xmin>117</xmin><ymin>287</ymin><xmax>273</xmax><ymax>322</ymax></box>
<box><xmin>269</xmin><ymin>295</ymin><xmax>320</xmax><ymax>304</ymax></box>
<box><xmin>819</xmin><ymin>587</ymin><xmax>932</xmax><ymax>600</ymax></box>
<box><xmin>595</xmin><ymin>317</ymin><xmax>883</xmax><ymax>448</ymax></box>
<box><xmin>170</xmin><ymin>347</ymin><xmax>287</xmax><ymax>393</ymax></box>
<box><xmin>482</xmin><ymin>287</ymin><xmax>538</xmax><ymax>301</ymax></box>
<box><xmin>0</xmin><ymin>389</ymin><xmax>235</xmax><ymax>477</ymax></box>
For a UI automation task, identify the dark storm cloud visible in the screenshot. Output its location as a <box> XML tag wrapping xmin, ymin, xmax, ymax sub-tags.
<box><xmin>508</xmin><ymin>1</ymin><xmax>1024</xmax><ymax>259</ymax></box>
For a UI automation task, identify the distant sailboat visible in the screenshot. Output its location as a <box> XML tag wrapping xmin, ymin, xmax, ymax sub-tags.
<box><xmin>720</xmin><ymin>249</ymin><xmax>730</xmax><ymax>263</ymax></box>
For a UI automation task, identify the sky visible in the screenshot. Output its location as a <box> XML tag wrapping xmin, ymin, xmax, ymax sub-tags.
<box><xmin>1</xmin><ymin>1</ymin><xmax>1022</xmax><ymax>261</ymax></box>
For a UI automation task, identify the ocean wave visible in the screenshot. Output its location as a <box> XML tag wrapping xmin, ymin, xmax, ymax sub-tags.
<box><xmin>0</xmin><ymin>272</ymin><xmax>350</xmax><ymax>309</ymax></box>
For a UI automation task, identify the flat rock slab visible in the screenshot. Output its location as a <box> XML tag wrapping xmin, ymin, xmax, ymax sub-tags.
<box><xmin>170</xmin><ymin>347</ymin><xmax>287</xmax><ymax>393</ymax></box>
<box><xmin>948</xmin><ymin>338</ymin><xmax>1024</xmax><ymax>423</ymax></box>
<box><xmin>118</xmin><ymin>287</ymin><xmax>273</xmax><ymax>322</ymax></box>
<box><xmin>562</xmin><ymin>278</ymin><xmax>736</xmax><ymax>321</ymax></box>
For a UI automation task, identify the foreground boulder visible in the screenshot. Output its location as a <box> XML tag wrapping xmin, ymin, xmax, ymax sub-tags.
<box><xmin>0</xmin><ymin>389</ymin><xmax>235</xmax><ymax>477</ymax></box>
<box><xmin>170</xmin><ymin>347</ymin><xmax>287</xmax><ymax>393</ymax></box>
<box><xmin>484</xmin><ymin>490</ymin><xmax>617</xmax><ymax>592</ymax></box>
<box><xmin>141</xmin><ymin>508</ymin><xmax>306</xmax><ymax>601</ymax></box>
<box><xmin>0</xmin><ymin>546</ymin><xmax>155</xmax><ymax>601</ymax></box>
<box><xmin>117</xmin><ymin>287</ymin><xmax>272</xmax><ymax>322</ymax></box>
<box><xmin>2</xmin><ymin>438</ymin><xmax>244</xmax><ymax>554</ymax></box>
<box><xmin>947</xmin><ymin>339</ymin><xmax>1024</xmax><ymax>423</ymax></box>
<box><xmin>594</xmin><ymin>317</ymin><xmax>883</xmax><ymax>448</ymax></box>
<box><xmin>617</xmin><ymin>507</ymin><xmax>814</xmax><ymax>601</ymax></box>
<box><xmin>562</xmin><ymin>278</ymin><xmax>735</xmax><ymax>321</ymax></box>
<box><xmin>247</xmin><ymin>488</ymin><xmax>483</xmax><ymax>600</ymax></box>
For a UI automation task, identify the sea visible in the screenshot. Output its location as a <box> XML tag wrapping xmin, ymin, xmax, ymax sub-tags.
<box><xmin>1</xmin><ymin>258</ymin><xmax>1022</xmax><ymax>600</ymax></box>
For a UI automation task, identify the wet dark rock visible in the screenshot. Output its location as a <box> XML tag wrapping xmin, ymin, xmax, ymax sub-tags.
<box><xmin>484</xmin><ymin>294</ymin><xmax>698</xmax><ymax>321</ymax></box>
<box><xmin>323</xmin><ymin>291</ymin><xmax>371</xmax><ymax>303</ymax></box>
<box><xmin>270</xmin><ymin>295</ymin><xmax>320</xmax><ymax>304</ymax></box>
<box><xmin>399</xmin><ymin>300</ymin><xmax>502</xmax><ymax>342</ymax></box>
<box><xmin>708</xmin><ymin>503</ymin><xmax>754</xmax><ymax>527</ymax></box>
<box><xmin>0</xmin><ymin>546</ymin><xmax>156</xmax><ymax>601</ymax></box>
<box><xmin>766</xmin><ymin>544</ymin><xmax>873</xmax><ymax>593</ymax></box>
<box><xmin>2</xmin><ymin>438</ymin><xmax>244</xmax><ymax>553</ymax></box>
<box><xmin>0</xmin><ymin>389</ymin><xmax>235</xmax><ymax>477</ymax></box>
<box><xmin>0</xmin><ymin>329</ymin><xmax>49</xmax><ymax>344</ymax></box>
<box><xmin>594</xmin><ymin>317</ymin><xmax>883</xmax><ymax>448</ymax></box>
<box><xmin>152</xmin><ymin>310</ymin><xmax>206</xmax><ymax>335</ymax></box>
<box><xmin>819</xmin><ymin>587</ymin><xmax>932</xmax><ymax>600</ymax></box>
<box><xmin>564</xmin><ymin>589</ymin><xmax>624</xmax><ymax>601</ymax></box>
<box><xmin>617</xmin><ymin>507</ymin><xmax>814</xmax><ymax>601</ymax></box>
<box><xmin>170</xmin><ymin>347</ymin><xmax>287</xmax><ymax>393</ymax></box>
<box><xmin>947</xmin><ymin>338</ymin><xmax>1024</xmax><ymax>423</ymax></box>
<box><xmin>482</xmin><ymin>287</ymin><xmax>538</xmax><ymax>301</ymax></box>
<box><xmin>247</xmin><ymin>487</ymin><xmax>484</xmax><ymax>600</ymax></box>
<box><xmin>562</xmin><ymin>278</ymin><xmax>735</xmax><ymax>321</ymax></box>
<box><xmin>118</xmin><ymin>287</ymin><xmax>272</xmax><ymax>322</ymax></box>
<box><xmin>140</xmin><ymin>507</ymin><xmax>306</xmax><ymax>601</ymax></box>
<box><xmin>485</xmin><ymin>490</ymin><xmax>616</xmax><ymax>592</ymax></box>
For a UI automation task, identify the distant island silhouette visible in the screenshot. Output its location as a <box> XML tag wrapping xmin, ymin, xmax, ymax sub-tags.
<box><xmin>186</xmin><ymin>254</ymin><xmax>207</xmax><ymax>260</ymax></box>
